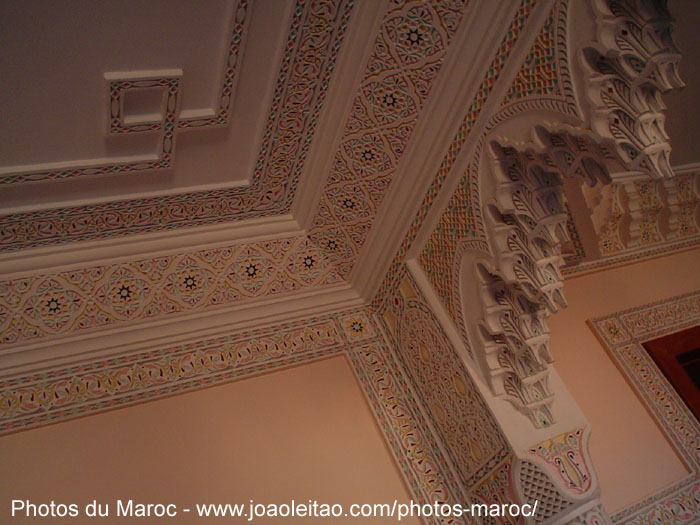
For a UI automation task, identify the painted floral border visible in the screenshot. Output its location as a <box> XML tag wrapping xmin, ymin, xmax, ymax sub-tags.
<box><xmin>589</xmin><ymin>290</ymin><xmax>700</xmax><ymax>524</ymax></box>
<box><xmin>0</xmin><ymin>308</ymin><xmax>470</xmax><ymax>524</ymax></box>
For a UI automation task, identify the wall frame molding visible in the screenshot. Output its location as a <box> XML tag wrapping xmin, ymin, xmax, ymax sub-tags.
<box><xmin>0</xmin><ymin>306</ymin><xmax>474</xmax><ymax>524</ymax></box>
<box><xmin>589</xmin><ymin>290</ymin><xmax>700</xmax><ymax>524</ymax></box>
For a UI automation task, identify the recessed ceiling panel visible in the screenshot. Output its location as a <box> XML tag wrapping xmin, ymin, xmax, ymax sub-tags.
<box><xmin>0</xmin><ymin>0</ymin><xmax>293</xmax><ymax>207</ymax></box>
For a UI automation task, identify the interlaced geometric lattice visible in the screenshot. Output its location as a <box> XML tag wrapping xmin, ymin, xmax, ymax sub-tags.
<box><xmin>519</xmin><ymin>460</ymin><xmax>573</xmax><ymax>521</ymax></box>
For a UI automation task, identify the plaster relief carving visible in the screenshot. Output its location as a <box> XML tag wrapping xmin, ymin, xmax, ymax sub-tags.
<box><xmin>529</xmin><ymin>428</ymin><xmax>592</xmax><ymax>496</ymax></box>
<box><xmin>593</xmin><ymin>171</ymin><xmax>700</xmax><ymax>254</ymax></box>
<box><xmin>477</xmin><ymin>127</ymin><xmax>613</xmax><ymax>427</ymax></box>
<box><xmin>1</xmin><ymin>0</ymin><xmax>253</xmax><ymax>185</ymax></box>
<box><xmin>581</xmin><ymin>0</ymin><xmax>684</xmax><ymax>179</ymax></box>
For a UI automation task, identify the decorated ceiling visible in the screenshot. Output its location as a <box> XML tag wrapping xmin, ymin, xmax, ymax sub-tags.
<box><xmin>0</xmin><ymin>0</ymin><xmax>698</xmax><ymax>412</ymax></box>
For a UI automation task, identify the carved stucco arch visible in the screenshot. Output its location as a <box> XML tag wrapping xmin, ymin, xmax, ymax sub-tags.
<box><xmin>456</xmin><ymin>113</ymin><xmax>618</xmax><ymax>429</ymax></box>
<box><xmin>447</xmin><ymin>113</ymin><xmax>617</xmax><ymax>523</ymax></box>
<box><xmin>408</xmin><ymin>1</ymin><xmax>684</xmax><ymax>520</ymax></box>
<box><xmin>450</xmin><ymin>0</ymin><xmax>683</xmax><ymax>430</ymax></box>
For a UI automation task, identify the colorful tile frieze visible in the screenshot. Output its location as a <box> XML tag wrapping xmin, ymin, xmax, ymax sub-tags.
<box><xmin>0</xmin><ymin>236</ymin><xmax>342</xmax><ymax>347</ymax></box>
<box><xmin>349</xmin><ymin>341</ymin><xmax>471</xmax><ymax>524</ymax></box>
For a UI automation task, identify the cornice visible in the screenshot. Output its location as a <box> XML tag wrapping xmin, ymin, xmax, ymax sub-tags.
<box><xmin>0</xmin><ymin>282</ymin><xmax>361</xmax><ymax>380</ymax></box>
<box><xmin>0</xmin><ymin>214</ymin><xmax>300</xmax><ymax>278</ymax></box>
<box><xmin>563</xmin><ymin>238</ymin><xmax>700</xmax><ymax>278</ymax></box>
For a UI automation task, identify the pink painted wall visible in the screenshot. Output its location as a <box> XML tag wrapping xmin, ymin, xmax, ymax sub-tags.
<box><xmin>549</xmin><ymin>248</ymin><xmax>700</xmax><ymax>513</ymax></box>
<box><xmin>0</xmin><ymin>356</ymin><xmax>420</xmax><ymax>524</ymax></box>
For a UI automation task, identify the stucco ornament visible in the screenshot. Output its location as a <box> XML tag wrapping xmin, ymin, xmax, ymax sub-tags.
<box><xmin>581</xmin><ymin>0</ymin><xmax>684</xmax><ymax>178</ymax></box>
<box><xmin>478</xmin><ymin>127</ymin><xmax>612</xmax><ymax>427</ymax></box>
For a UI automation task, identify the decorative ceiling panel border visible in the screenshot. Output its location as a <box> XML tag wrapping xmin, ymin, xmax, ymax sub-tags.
<box><xmin>0</xmin><ymin>0</ymin><xmax>354</xmax><ymax>252</ymax></box>
<box><xmin>0</xmin><ymin>0</ymin><xmax>252</xmax><ymax>186</ymax></box>
<box><xmin>371</xmin><ymin>0</ymin><xmax>538</xmax><ymax>312</ymax></box>
<box><xmin>0</xmin><ymin>235</ymin><xmax>342</xmax><ymax>349</ymax></box>
<box><xmin>0</xmin><ymin>307</ymin><xmax>472</xmax><ymax>524</ymax></box>
<box><xmin>306</xmin><ymin>0</ymin><xmax>473</xmax><ymax>278</ymax></box>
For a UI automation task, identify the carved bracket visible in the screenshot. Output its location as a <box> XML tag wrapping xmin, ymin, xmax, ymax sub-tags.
<box><xmin>581</xmin><ymin>0</ymin><xmax>684</xmax><ymax>178</ymax></box>
<box><xmin>477</xmin><ymin>127</ymin><xmax>612</xmax><ymax>427</ymax></box>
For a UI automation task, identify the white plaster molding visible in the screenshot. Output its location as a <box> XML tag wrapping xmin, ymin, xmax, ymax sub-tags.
<box><xmin>565</xmin><ymin>168</ymin><xmax>700</xmax><ymax>265</ymax></box>
<box><xmin>0</xmin><ymin>0</ymin><xmax>255</xmax><ymax>186</ymax></box>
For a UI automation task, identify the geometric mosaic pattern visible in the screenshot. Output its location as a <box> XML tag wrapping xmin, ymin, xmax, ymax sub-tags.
<box><xmin>418</xmin><ymin>171</ymin><xmax>477</xmax><ymax>324</ymax></box>
<box><xmin>590</xmin><ymin>291</ymin><xmax>700</xmax><ymax>524</ymax></box>
<box><xmin>0</xmin><ymin>0</ymin><xmax>354</xmax><ymax>252</ymax></box>
<box><xmin>464</xmin><ymin>0</ymin><xmax>538</xmax><ymax>124</ymax></box>
<box><xmin>0</xmin><ymin>236</ymin><xmax>341</xmax><ymax>347</ymax></box>
<box><xmin>502</xmin><ymin>3</ymin><xmax>558</xmax><ymax>104</ymax></box>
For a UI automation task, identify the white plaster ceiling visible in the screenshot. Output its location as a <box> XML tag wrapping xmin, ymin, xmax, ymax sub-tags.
<box><xmin>0</xmin><ymin>0</ymin><xmax>293</xmax><ymax>209</ymax></box>
<box><xmin>0</xmin><ymin>0</ymin><xmax>694</xmax><ymax>376</ymax></box>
